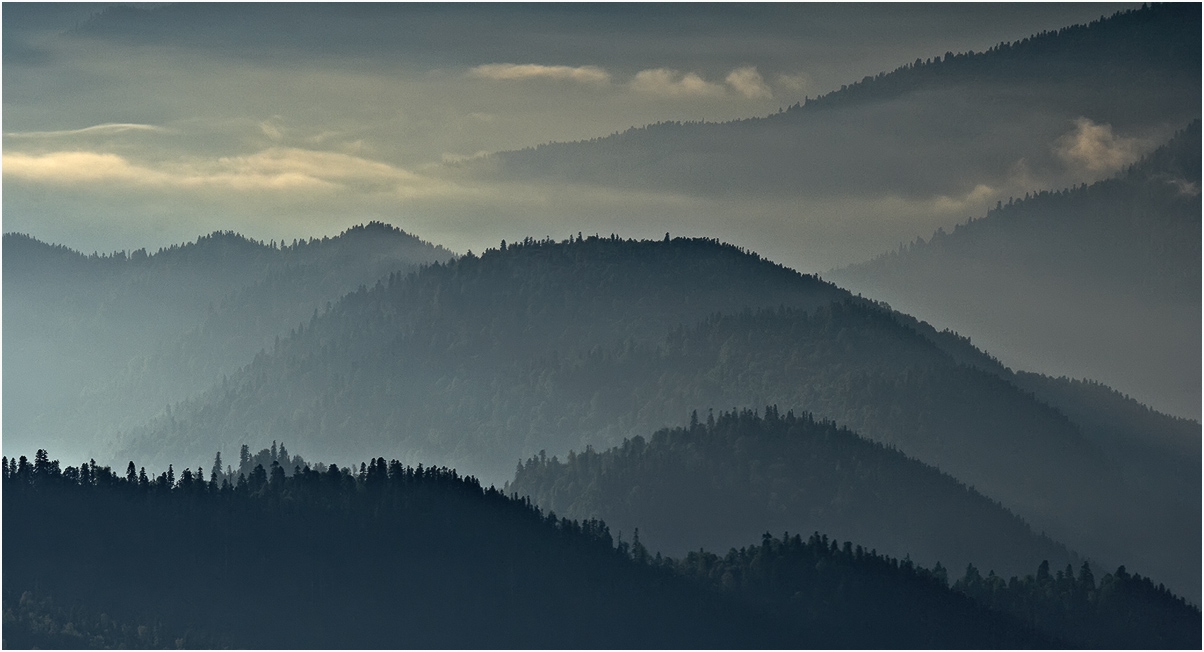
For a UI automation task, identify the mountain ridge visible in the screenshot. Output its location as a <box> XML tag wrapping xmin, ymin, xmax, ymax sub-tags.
<box><xmin>506</xmin><ymin>406</ymin><xmax>1078</xmax><ymax>580</ymax></box>
<box><xmin>479</xmin><ymin>3</ymin><xmax>1199</xmax><ymax>201</ymax></box>
<box><xmin>829</xmin><ymin>120</ymin><xmax>1201</xmax><ymax>419</ymax></box>
<box><xmin>3</xmin><ymin>221</ymin><xmax>453</xmax><ymax>459</ymax></box>
<box><xmin>103</xmin><ymin>233</ymin><xmax>1198</xmax><ymax>599</ymax></box>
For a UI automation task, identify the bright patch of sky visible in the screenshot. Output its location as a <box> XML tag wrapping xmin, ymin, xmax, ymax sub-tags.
<box><xmin>3</xmin><ymin>3</ymin><xmax>1139</xmax><ymax>264</ymax></box>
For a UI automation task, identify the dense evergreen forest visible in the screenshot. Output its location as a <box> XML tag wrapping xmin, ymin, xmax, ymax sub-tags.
<box><xmin>115</xmin><ymin>235</ymin><xmax>847</xmax><ymax>473</ymax></box>
<box><xmin>3</xmin><ymin>451</ymin><xmax>1050</xmax><ymax>649</ymax></box>
<box><xmin>3</xmin><ymin>222</ymin><xmax>451</xmax><ymax>458</ymax></box>
<box><xmin>6</xmin><ymin>451</ymin><xmax>1198</xmax><ymax>649</ymax></box>
<box><xmin>832</xmin><ymin>121</ymin><xmax>1202</xmax><ymax>419</ymax></box>
<box><xmin>482</xmin><ymin>4</ymin><xmax>1199</xmax><ymax>200</ymax></box>
<box><xmin>508</xmin><ymin>407</ymin><xmax>1074</xmax><ymax>580</ymax></box>
<box><xmin>110</xmin><ymin>233</ymin><xmax>1199</xmax><ymax>601</ymax></box>
<box><xmin>678</xmin><ymin>532</ymin><xmax>1199</xmax><ymax>650</ymax></box>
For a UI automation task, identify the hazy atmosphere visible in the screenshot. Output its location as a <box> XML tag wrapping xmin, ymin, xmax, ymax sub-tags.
<box><xmin>4</xmin><ymin>4</ymin><xmax>1200</xmax><ymax>649</ymax></box>
<box><xmin>6</xmin><ymin>2</ymin><xmax>1140</xmax><ymax>264</ymax></box>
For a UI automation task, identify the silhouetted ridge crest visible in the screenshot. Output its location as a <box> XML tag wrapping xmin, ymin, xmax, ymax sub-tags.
<box><xmin>109</xmin><ymin>227</ymin><xmax>1194</xmax><ymax>603</ymax></box>
<box><xmin>4</xmin><ymin>449</ymin><xmax>1059</xmax><ymax>649</ymax></box>
<box><xmin>8</xmin><ymin>449</ymin><xmax>1198</xmax><ymax>648</ymax></box>
<box><xmin>509</xmin><ymin>405</ymin><xmax>1076</xmax><ymax>582</ymax></box>
<box><xmin>793</xmin><ymin>3</ymin><xmax>1199</xmax><ymax>112</ymax></box>
<box><xmin>494</xmin><ymin>4</ymin><xmax>1198</xmax><ymax>162</ymax></box>
<box><xmin>851</xmin><ymin>119</ymin><xmax>1201</xmax><ymax>281</ymax></box>
<box><xmin>5</xmin><ymin>221</ymin><xmax>452</xmax><ymax>464</ymax></box>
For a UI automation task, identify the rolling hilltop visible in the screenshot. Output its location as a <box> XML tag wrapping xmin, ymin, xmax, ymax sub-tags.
<box><xmin>832</xmin><ymin>122</ymin><xmax>1202</xmax><ymax>419</ymax></box>
<box><xmin>438</xmin><ymin>5</ymin><xmax>1202</xmax><ymax>423</ymax></box>
<box><xmin>3</xmin><ymin>222</ymin><xmax>451</xmax><ymax>460</ymax></box>
<box><xmin>7</xmin><ymin>451</ymin><xmax>1200</xmax><ymax>649</ymax></box>
<box><xmin>108</xmin><ymin>234</ymin><xmax>1199</xmax><ymax>600</ymax></box>
<box><xmin>508</xmin><ymin>407</ymin><xmax>1075</xmax><ymax>580</ymax></box>
<box><xmin>5</xmin><ymin>4</ymin><xmax>1200</xmax><ymax>648</ymax></box>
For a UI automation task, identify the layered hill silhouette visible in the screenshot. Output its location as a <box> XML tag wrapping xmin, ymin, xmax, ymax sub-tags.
<box><xmin>449</xmin><ymin>4</ymin><xmax>1201</xmax><ymax>421</ymax></box>
<box><xmin>3</xmin><ymin>222</ymin><xmax>451</xmax><ymax>460</ymax></box>
<box><xmin>475</xmin><ymin>5</ymin><xmax>1199</xmax><ymax>203</ymax></box>
<box><xmin>7</xmin><ymin>4</ymin><xmax>1200</xmax><ymax>647</ymax></box>
<box><xmin>4</xmin><ymin>451</ymin><xmax>1058</xmax><ymax>649</ymax></box>
<box><xmin>109</xmin><ymin>234</ymin><xmax>1199</xmax><ymax>600</ymax></box>
<box><xmin>507</xmin><ymin>407</ymin><xmax>1075</xmax><ymax>580</ymax></box>
<box><xmin>832</xmin><ymin>122</ymin><xmax>1202</xmax><ymax>419</ymax></box>
<box><xmin>8</xmin><ymin>451</ymin><xmax>1200</xmax><ymax>649</ymax></box>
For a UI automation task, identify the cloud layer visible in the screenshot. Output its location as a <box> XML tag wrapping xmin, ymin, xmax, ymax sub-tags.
<box><xmin>469</xmin><ymin>63</ymin><xmax>611</xmax><ymax>84</ymax></box>
<box><xmin>469</xmin><ymin>62</ymin><xmax>779</xmax><ymax>100</ymax></box>
<box><xmin>630</xmin><ymin>68</ymin><xmax>726</xmax><ymax>97</ymax></box>
<box><xmin>3</xmin><ymin>147</ymin><xmax>452</xmax><ymax>197</ymax></box>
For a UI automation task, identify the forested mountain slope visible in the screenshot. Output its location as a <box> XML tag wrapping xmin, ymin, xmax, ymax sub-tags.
<box><xmin>687</xmin><ymin>534</ymin><xmax>1199</xmax><ymax>650</ymax></box>
<box><xmin>116</xmin><ymin>236</ymin><xmax>849</xmax><ymax>472</ymax></box>
<box><xmin>831</xmin><ymin>122</ymin><xmax>1202</xmax><ymax>419</ymax></box>
<box><xmin>3</xmin><ymin>222</ymin><xmax>451</xmax><ymax>459</ymax></box>
<box><xmin>113</xmin><ymin>235</ymin><xmax>1198</xmax><ymax>600</ymax></box>
<box><xmin>3</xmin><ymin>452</ymin><xmax>1058</xmax><ymax>649</ymax></box>
<box><xmin>476</xmin><ymin>5</ymin><xmax>1199</xmax><ymax>203</ymax></box>
<box><xmin>508</xmin><ymin>407</ymin><xmax>1075</xmax><ymax>580</ymax></box>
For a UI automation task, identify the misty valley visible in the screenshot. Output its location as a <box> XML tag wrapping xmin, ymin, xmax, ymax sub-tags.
<box><xmin>3</xmin><ymin>3</ymin><xmax>1201</xmax><ymax>650</ymax></box>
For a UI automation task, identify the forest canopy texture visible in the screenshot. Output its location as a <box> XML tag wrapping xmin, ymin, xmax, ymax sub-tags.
<box><xmin>5</xmin><ymin>451</ymin><xmax>1199</xmax><ymax>649</ymax></box>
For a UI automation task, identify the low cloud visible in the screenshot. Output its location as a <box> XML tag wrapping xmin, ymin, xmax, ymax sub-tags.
<box><xmin>469</xmin><ymin>63</ymin><xmax>611</xmax><ymax>85</ymax></box>
<box><xmin>725</xmin><ymin>67</ymin><xmax>772</xmax><ymax>99</ymax></box>
<box><xmin>630</xmin><ymin>68</ymin><xmax>725</xmax><ymax>97</ymax></box>
<box><xmin>929</xmin><ymin>183</ymin><xmax>997</xmax><ymax>214</ymax></box>
<box><xmin>1054</xmin><ymin>117</ymin><xmax>1145</xmax><ymax>175</ymax></box>
<box><xmin>3</xmin><ymin>147</ymin><xmax>456</xmax><ymax>197</ymax></box>
<box><xmin>775</xmin><ymin>73</ymin><xmax>808</xmax><ymax>93</ymax></box>
<box><xmin>1163</xmin><ymin>176</ymin><xmax>1200</xmax><ymax>197</ymax></box>
<box><xmin>441</xmin><ymin>150</ymin><xmax>493</xmax><ymax>164</ymax></box>
<box><xmin>3</xmin><ymin>151</ymin><xmax>163</xmax><ymax>185</ymax></box>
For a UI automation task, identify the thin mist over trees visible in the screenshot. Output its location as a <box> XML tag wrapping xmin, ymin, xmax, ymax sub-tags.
<box><xmin>4</xmin><ymin>222</ymin><xmax>452</xmax><ymax>460</ymax></box>
<box><xmin>831</xmin><ymin>121</ymin><xmax>1202</xmax><ymax>419</ymax></box>
<box><xmin>482</xmin><ymin>5</ymin><xmax>1199</xmax><ymax>202</ymax></box>
<box><xmin>107</xmin><ymin>234</ymin><xmax>1200</xmax><ymax>602</ymax></box>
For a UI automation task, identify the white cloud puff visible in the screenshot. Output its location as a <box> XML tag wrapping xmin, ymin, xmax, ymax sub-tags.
<box><xmin>629</xmin><ymin>68</ymin><xmax>725</xmax><ymax>97</ymax></box>
<box><xmin>1054</xmin><ymin>117</ymin><xmax>1145</xmax><ymax>174</ymax></box>
<box><xmin>469</xmin><ymin>63</ymin><xmax>611</xmax><ymax>84</ymax></box>
<box><xmin>725</xmin><ymin>67</ymin><xmax>773</xmax><ymax>99</ymax></box>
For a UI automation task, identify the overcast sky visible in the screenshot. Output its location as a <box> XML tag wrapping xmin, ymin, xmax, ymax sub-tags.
<box><xmin>3</xmin><ymin>2</ymin><xmax>1141</xmax><ymax>261</ymax></box>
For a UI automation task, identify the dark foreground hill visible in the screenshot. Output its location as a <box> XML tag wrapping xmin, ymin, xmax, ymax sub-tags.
<box><xmin>114</xmin><ymin>234</ymin><xmax>1199</xmax><ymax>601</ymax></box>
<box><xmin>3</xmin><ymin>222</ymin><xmax>451</xmax><ymax>459</ymax></box>
<box><xmin>831</xmin><ymin>122</ymin><xmax>1202</xmax><ymax>419</ymax></box>
<box><xmin>3</xmin><ymin>451</ymin><xmax>1059</xmax><ymax>649</ymax></box>
<box><xmin>9</xmin><ymin>452</ymin><xmax>1201</xmax><ymax>649</ymax></box>
<box><xmin>508</xmin><ymin>407</ymin><xmax>1075</xmax><ymax>581</ymax></box>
